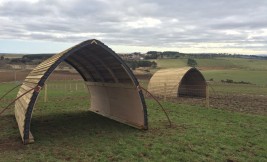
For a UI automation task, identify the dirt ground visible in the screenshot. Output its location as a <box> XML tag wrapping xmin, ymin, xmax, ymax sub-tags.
<box><xmin>0</xmin><ymin>70</ymin><xmax>151</xmax><ymax>83</ymax></box>
<box><xmin>0</xmin><ymin>70</ymin><xmax>82</xmax><ymax>83</ymax></box>
<box><xmin>161</xmin><ymin>94</ymin><xmax>267</xmax><ymax>115</ymax></box>
<box><xmin>209</xmin><ymin>94</ymin><xmax>267</xmax><ymax>115</ymax></box>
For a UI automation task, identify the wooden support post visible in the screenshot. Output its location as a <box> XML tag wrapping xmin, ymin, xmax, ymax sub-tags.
<box><xmin>14</xmin><ymin>69</ymin><xmax>17</xmax><ymax>82</ymax></box>
<box><xmin>206</xmin><ymin>84</ymin><xmax>209</xmax><ymax>107</ymax></box>
<box><xmin>75</xmin><ymin>83</ymin><xmax>78</xmax><ymax>91</ymax></box>
<box><xmin>164</xmin><ymin>83</ymin><xmax>167</xmax><ymax>102</ymax></box>
<box><xmin>65</xmin><ymin>80</ymin><xmax>67</xmax><ymax>92</ymax></box>
<box><xmin>44</xmin><ymin>84</ymin><xmax>47</xmax><ymax>102</ymax></box>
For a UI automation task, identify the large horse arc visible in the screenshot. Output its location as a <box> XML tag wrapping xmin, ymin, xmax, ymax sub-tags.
<box><xmin>15</xmin><ymin>39</ymin><xmax>148</xmax><ymax>144</ymax></box>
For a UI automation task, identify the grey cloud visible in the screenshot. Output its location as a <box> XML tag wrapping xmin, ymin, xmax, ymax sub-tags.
<box><xmin>0</xmin><ymin>0</ymin><xmax>267</xmax><ymax>53</ymax></box>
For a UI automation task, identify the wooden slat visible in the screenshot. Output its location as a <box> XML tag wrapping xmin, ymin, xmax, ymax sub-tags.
<box><xmin>24</xmin><ymin>78</ymin><xmax>41</xmax><ymax>84</ymax></box>
<box><xmin>30</xmin><ymin>64</ymin><xmax>53</xmax><ymax>73</ymax></box>
<box><xmin>34</xmin><ymin>54</ymin><xmax>62</xmax><ymax>67</ymax></box>
<box><xmin>15</xmin><ymin>99</ymin><xmax>28</xmax><ymax>112</ymax></box>
<box><xmin>20</xmin><ymin>84</ymin><xmax>35</xmax><ymax>91</ymax></box>
<box><xmin>22</xmin><ymin>82</ymin><xmax>37</xmax><ymax>88</ymax></box>
<box><xmin>17</xmin><ymin>92</ymin><xmax>33</xmax><ymax>104</ymax></box>
<box><xmin>14</xmin><ymin>107</ymin><xmax>25</xmax><ymax>139</ymax></box>
<box><xmin>26</xmin><ymin>75</ymin><xmax>44</xmax><ymax>79</ymax></box>
<box><xmin>27</xmin><ymin>71</ymin><xmax>46</xmax><ymax>76</ymax></box>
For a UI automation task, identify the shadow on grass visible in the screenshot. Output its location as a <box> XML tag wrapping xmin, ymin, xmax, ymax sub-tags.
<box><xmin>0</xmin><ymin>114</ymin><xmax>26</xmax><ymax>152</ymax></box>
<box><xmin>30</xmin><ymin>110</ymin><xmax>139</xmax><ymax>143</ymax></box>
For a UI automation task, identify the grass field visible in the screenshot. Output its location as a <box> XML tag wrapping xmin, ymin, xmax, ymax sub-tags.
<box><xmin>0</xmin><ymin>57</ymin><xmax>266</xmax><ymax>161</ymax></box>
<box><xmin>155</xmin><ymin>58</ymin><xmax>267</xmax><ymax>86</ymax></box>
<box><xmin>156</xmin><ymin>57</ymin><xmax>267</xmax><ymax>70</ymax></box>
<box><xmin>0</xmin><ymin>82</ymin><xmax>266</xmax><ymax>161</ymax></box>
<box><xmin>203</xmin><ymin>70</ymin><xmax>267</xmax><ymax>86</ymax></box>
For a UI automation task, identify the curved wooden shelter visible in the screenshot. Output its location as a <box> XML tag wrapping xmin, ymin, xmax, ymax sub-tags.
<box><xmin>15</xmin><ymin>39</ymin><xmax>148</xmax><ymax>144</ymax></box>
<box><xmin>148</xmin><ymin>67</ymin><xmax>207</xmax><ymax>98</ymax></box>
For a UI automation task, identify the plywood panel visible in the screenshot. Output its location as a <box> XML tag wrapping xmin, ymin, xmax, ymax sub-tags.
<box><xmin>87</xmin><ymin>81</ymin><xmax>145</xmax><ymax>129</ymax></box>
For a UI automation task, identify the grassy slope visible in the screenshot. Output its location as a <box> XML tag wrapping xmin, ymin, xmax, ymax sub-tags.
<box><xmin>155</xmin><ymin>58</ymin><xmax>267</xmax><ymax>85</ymax></box>
<box><xmin>203</xmin><ymin>70</ymin><xmax>267</xmax><ymax>86</ymax></box>
<box><xmin>0</xmin><ymin>83</ymin><xmax>266</xmax><ymax>161</ymax></box>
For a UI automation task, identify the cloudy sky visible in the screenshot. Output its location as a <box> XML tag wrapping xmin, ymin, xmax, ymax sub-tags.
<box><xmin>0</xmin><ymin>0</ymin><xmax>267</xmax><ymax>54</ymax></box>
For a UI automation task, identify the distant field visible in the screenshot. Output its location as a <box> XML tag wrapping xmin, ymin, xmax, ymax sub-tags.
<box><xmin>0</xmin><ymin>70</ymin><xmax>82</xmax><ymax>83</ymax></box>
<box><xmin>155</xmin><ymin>57</ymin><xmax>267</xmax><ymax>70</ymax></box>
<box><xmin>0</xmin><ymin>82</ymin><xmax>266</xmax><ymax>161</ymax></box>
<box><xmin>203</xmin><ymin>70</ymin><xmax>267</xmax><ymax>86</ymax></box>
<box><xmin>154</xmin><ymin>58</ymin><xmax>267</xmax><ymax>86</ymax></box>
<box><xmin>155</xmin><ymin>59</ymin><xmax>187</xmax><ymax>69</ymax></box>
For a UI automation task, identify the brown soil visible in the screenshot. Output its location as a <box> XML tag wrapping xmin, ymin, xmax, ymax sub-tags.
<box><xmin>162</xmin><ymin>94</ymin><xmax>267</xmax><ymax>115</ymax></box>
<box><xmin>209</xmin><ymin>94</ymin><xmax>267</xmax><ymax>115</ymax></box>
<box><xmin>0</xmin><ymin>70</ymin><xmax>82</xmax><ymax>83</ymax></box>
<box><xmin>0</xmin><ymin>137</ymin><xmax>24</xmax><ymax>152</ymax></box>
<box><xmin>0</xmin><ymin>70</ymin><xmax>31</xmax><ymax>83</ymax></box>
<box><xmin>0</xmin><ymin>70</ymin><xmax>150</xmax><ymax>83</ymax></box>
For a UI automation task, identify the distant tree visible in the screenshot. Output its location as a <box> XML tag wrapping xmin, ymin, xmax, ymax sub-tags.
<box><xmin>187</xmin><ymin>58</ymin><xmax>197</xmax><ymax>67</ymax></box>
<box><xmin>125</xmin><ymin>60</ymin><xmax>157</xmax><ymax>69</ymax></box>
<box><xmin>0</xmin><ymin>56</ymin><xmax>4</xmax><ymax>60</ymax></box>
<box><xmin>162</xmin><ymin>51</ymin><xmax>180</xmax><ymax>58</ymax></box>
<box><xmin>145</xmin><ymin>51</ymin><xmax>161</xmax><ymax>59</ymax></box>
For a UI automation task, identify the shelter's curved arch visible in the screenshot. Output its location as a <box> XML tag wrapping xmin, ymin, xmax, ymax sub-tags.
<box><xmin>147</xmin><ymin>67</ymin><xmax>206</xmax><ymax>98</ymax></box>
<box><xmin>15</xmin><ymin>39</ymin><xmax>148</xmax><ymax>144</ymax></box>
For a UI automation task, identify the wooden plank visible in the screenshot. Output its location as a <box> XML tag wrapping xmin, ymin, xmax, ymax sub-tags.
<box><xmin>14</xmin><ymin>108</ymin><xmax>25</xmax><ymax>139</ymax></box>
<box><xmin>27</xmin><ymin>71</ymin><xmax>46</xmax><ymax>76</ymax></box>
<box><xmin>28</xmin><ymin>132</ymin><xmax>35</xmax><ymax>143</ymax></box>
<box><xmin>14</xmin><ymin>107</ymin><xmax>26</xmax><ymax>127</ymax></box>
<box><xmin>15</xmin><ymin>100</ymin><xmax>27</xmax><ymax>114</ymax></box>
<box><xmin>17</xmin><ymin>88</ymin><xmax>34</xmax><ymax>98</ymax></box>
<box><xmin>34</xmin><ymin>54</ymin><xmax>62</xmax><ymax>67</ymax></box>
<box><xmin>17</xmin><ymin>88</ymin><xmax>34</xmax><ymax>97</ymax></box>
<box><xmin>22</xmin><ymin>83</ymin><xmax>36</xmax><ymax>89</ymax></box>
<box><xmin>20</xmin><ymin>84</ymin><xmax>35</xmax><ymax>92</ymax></box>
<box><xmin>29</xmin><ymin>69</ymin><xmax>47</xmax><ymax>75</ymax></box>
<box><xmin>16</xmin><ymin>95</ymin><xmax>31</xmax><ymax>109</ymax></box>
<box><xmin>26</xmin><ymin>75</ymin><xmax>44</xmax><ymax>79</ymax></box>
<box><xmin>16</xmin><ymin>93</ymin><xmax>32</xmax><ymax>106</ymax></box>
<box><xmin>22</xmin><ymin>82</ymin><xmax>37</xmax><ymax>88</ymax></box>
<box><xmin>30</xmin><ymin>65</ymin><xmax>53</xmax><ymax>73</ymax></box>
<box><xmin>24</xmin><ymin>78</ymin><xmax>40</xmax><ymax>84</ymax></box>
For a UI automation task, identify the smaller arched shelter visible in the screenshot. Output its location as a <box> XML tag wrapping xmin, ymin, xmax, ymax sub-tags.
<box><xmin>148</xmin><ymin>67</ymin><xmax>207</xmax><ymax>98</ymax></box>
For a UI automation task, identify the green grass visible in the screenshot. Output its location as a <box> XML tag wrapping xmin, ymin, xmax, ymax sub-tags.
<box><xmin>155</xmin><ymin>57</ymin><xmax>267</xmax><ymax>70</ymax></box>
<box><xmin>222</xmin><ymin>58</ymin><xmax>267</xmax><ymax>71</ymax></box>
<box><xmin>155</xmin><ymin>59</ymin><xmax>187</xmax><ymax>69</ymax></box>
<box><xmin>203</xmin><ymin>70</ymin><xmax>267</xmax><ymax>86</ymax></box>
<box><xmin>0</xmin><ymin>82</ymin><xmax>266</xmax><ymax>161</ymax></box>
<box><xmin>154</xmin><ymin>58</ymin><xmax>267</xmax><ymax>86</ymax></box>
<box><xmin>208</xmin><ymin>82</ymin><xmax>267</xmax><ymax>95</ymax></box>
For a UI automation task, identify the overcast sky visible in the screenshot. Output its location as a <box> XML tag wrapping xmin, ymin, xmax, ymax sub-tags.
<box><xmin>0</xmin><ymin>0</ymin><xmax>267</xmax><ymax>54</ymax></box>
